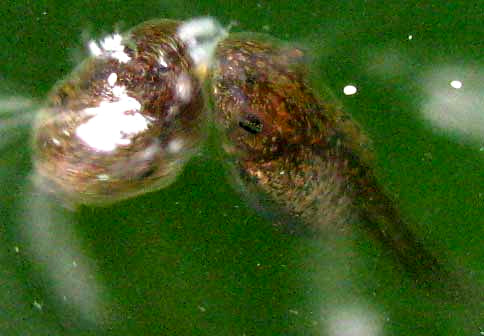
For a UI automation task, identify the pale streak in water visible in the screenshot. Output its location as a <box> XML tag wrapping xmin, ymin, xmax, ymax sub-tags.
<box><xmin>0</xmin><ymin>94</ymin><xmax>112</xmax><ymax>327</ymax></box>
<box><xmin>19</xmin><ymin>181</ymin><xmax>111</xmax><ymax>325</ymax></box>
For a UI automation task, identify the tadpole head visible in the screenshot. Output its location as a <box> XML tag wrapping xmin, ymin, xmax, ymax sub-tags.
<box><xmin>210</xmin><ymin>33</ymin><xmax>321</xmax><ymax>161</ymax></box>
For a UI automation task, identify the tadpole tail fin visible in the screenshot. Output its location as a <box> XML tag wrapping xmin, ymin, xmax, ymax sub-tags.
<box><xmin>360</xmin><ymin>187</ymin><xmax>482</xmax><ymax>328</ymax></box>
<box><xmin>358</xmin><ymin>196</ymin><xmax>444</xmax><ymax>282</ymax></box>
<box><xmin>340</xmin><ymin>143</ymin><xmax>442</xmax><ymax>281</ymax></box>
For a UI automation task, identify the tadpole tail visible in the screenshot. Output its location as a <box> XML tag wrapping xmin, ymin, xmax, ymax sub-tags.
<box><xmin>351</xmin><ymin>169</ymin><xmax>452</xmax><ymax>287</ymax></box>
<box><xmin>358</xmin><ymin>185</ymin><xmax>483</xmax><ymax>333</ymax></box>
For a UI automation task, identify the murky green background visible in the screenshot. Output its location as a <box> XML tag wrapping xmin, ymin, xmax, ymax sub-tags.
<box><xmin>0</xmin><ymin>1</ymin><xmax>482</xmax><ymax>335</ymax></box>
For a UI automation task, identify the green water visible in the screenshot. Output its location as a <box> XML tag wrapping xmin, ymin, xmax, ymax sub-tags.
<box><xmin>0</xmin><ymin>1</ymin><xmax>482</xmax><ymax>335</ymax></box>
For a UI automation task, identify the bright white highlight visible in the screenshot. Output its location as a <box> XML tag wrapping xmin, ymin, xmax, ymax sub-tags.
<box><xmin>107</xmin><ymin>72</ymin><xmax>118</xmax><ymax>87</ymax></box>
<box><xmin>327</xmin><ymin>305</ymin><xmax>382</xmax><ymax>336</ymax></box>
<box><xmin>88</xmin><ymin>41</ymin><xmax>102</xmax><ymax>56</ymax></box>
<box><xmin>177</xmin><ymin>17</ymin><xmax>228</xmax><ymax>69</ymax></box>
<box><xmin>175</xmin><ymin>72</ymin><xmax>193</xmax><ymax>103</ymax></box>
<box><xmin>158</xmin><ymin>51</ymin><xmax>169</xmax><ymax>68</ymax></box>
<box><xmin>450</xmin><ymin>80</ymin><xmax>462</xmax><ymax>89</ymax></box>
<box><xmin>111</xmin><ymin>85</ymin><xmax>126</xmax><ymax>97</ymax></box>
<box><xmin>343</xmin><ymin>85</ymin><xmax>358</xmax><ymax>95</ymax></box>
<box><xmin>75</xmin><ymin>86</ymin><xmax>149</xmax><ymax>152</ymax></box>
<box><xmin>97</xmin><ymin>174</ymin><xmax>110</xmax><ymax>181</ymax></box>
<box><xmin>88</xmin><ymin>33</ymin><xmax>131</xmax><ymax>63</ymax></box>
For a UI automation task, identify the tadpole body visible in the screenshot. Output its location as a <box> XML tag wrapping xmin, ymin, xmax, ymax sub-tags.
<box><xmin>210</xmin><ymin>33</ymin><xmax>441</xmax><ymax>275</ymax></box>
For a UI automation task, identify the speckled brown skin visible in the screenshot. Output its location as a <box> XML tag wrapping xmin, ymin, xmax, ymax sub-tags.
<box><xmin>33</xmin><ymin>20</ymin><xmax>206</xmax><ymax>206</ymax></box>
<box><xmin>210</xmin><ymin>33</ymin><xmax>440</xmax><ymax>274</ymax></box>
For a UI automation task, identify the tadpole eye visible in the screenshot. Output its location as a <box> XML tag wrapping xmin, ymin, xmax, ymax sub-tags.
<box><xmin>239</xmin><ymin>114</ymin><xmax>263</xmax><ymax>134</ymax></box>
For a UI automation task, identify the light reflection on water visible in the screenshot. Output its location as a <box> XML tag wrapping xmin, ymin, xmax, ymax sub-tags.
<box><xmin>420</xmin><ymin>66</ymin><xmax>484</xmax><ymax>144</ymax></box>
